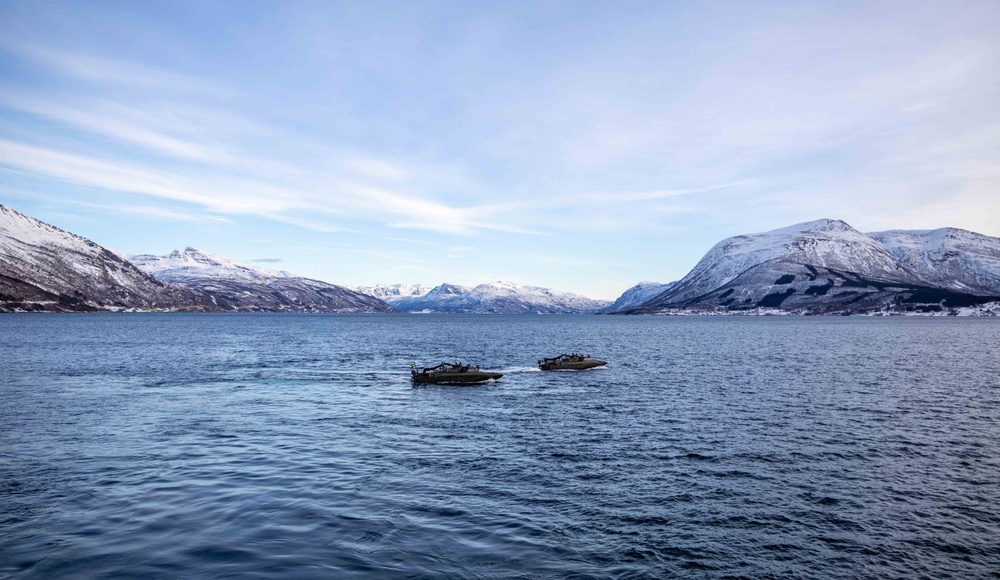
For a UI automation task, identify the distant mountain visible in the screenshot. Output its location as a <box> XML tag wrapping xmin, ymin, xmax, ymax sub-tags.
<box><xmin>869</xmin><ymin>228</ymin><xmax>1000</xmax><ymax>296</ymax></box>
<box><xmin>393</xmin><ymin>283</ymin><xmax>469</xmax><ymax>311</ymax></box>
<box><xmin>128</xmin><ymin>247</ymin><xmax>295</xmax><ymax>283</ymax></box>
<box><xmin>128</xmin><ymin>248</ymin><xmax>396</xmax><ymax>313</ymax></box>
<box><xmin>392</xmin><ymin>281</ymin><xmax>610</xmax><ymax>313</ymax></box>
<box><xmin>601</xmin><ymin>282</ymin><xmax>675</xmax><ymax>313</ymax></box>
<box><xmin>347</xmin><ymin>283</ymin><xmax>431</xmax><ymax>303</ymax></box>
<box><xmin>0</xmin><ymin>205</ymin><xmax>212</xmax><ymax>312</ymax></box>
<box><xmin>633</xmin><ymin>219</ymin><xmax>1000</xmax><ymax>315</ymax></box>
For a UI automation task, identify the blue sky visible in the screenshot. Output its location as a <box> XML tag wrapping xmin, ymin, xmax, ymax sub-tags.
<box><xmin>1</xmin><ymin>1</ymin><xmax>998</xmax><ymax>299</ymax></box>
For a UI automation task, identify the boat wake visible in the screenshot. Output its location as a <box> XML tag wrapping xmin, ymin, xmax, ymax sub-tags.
<box><xmin>285</xmin><ymin>368</ymin><xmax>410</xmax><ymax>375</ymax></box>
<box><xmin>496</xmin><ymin>366</ymin><xmax>542</xmax><ymax>374</ymax></box>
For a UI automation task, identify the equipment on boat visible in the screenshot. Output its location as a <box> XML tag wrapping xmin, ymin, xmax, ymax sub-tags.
<box><xmin>538</xmin><ymin>353</ymin><xmax>607</xmax><ymax>371</ymax></box>
<box><xmin>411</xmin><ymin>362</ymin><xmax>503</xmax><ymax>385</ymax></box>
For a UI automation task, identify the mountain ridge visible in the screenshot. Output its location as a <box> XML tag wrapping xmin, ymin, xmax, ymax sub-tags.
<box><xmin>346</xmin><ymin>283</ymin><xmax>431</xmax><ymax>302</ymax></box>
<box><xmin>601</xmin><ymin>282</ymin><xmax>676</xmax><ymax>313</ymax></box>
<box><xmin>127</xmin><ymin>247</ymin><xmax>396</xmax><ymax>313</ymax></box>
<box><xmin>389</xmin><ymin>281</ymin><xmax>610</xmax><ymax>313</ymax></box>
<box><xmin>0</xmin><ymin>204</ymin><xmax>214</xmax><ymax>312</ymax></box>
<box><xmin>868</xmin><ymin>228</ymin><xmax>1000</xmax><ymax>296</ymax></box>
<box><xmin>3</xmin><ymin>205</ymin><xmax>998</xmax><ymax>315</ymax></box>
<box><xmin>627</xmin><ymin>219</ymin><xmax>1000</xmax><ymax>315</ymax></box>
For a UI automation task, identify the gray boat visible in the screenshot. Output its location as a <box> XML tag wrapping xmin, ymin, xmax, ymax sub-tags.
<box><xmin>538</xmin><ymin>353</ymin><xmax>607</xmax><ymax>371</ymax></box>
<box><xmin>411</xmin><ymin>362</ymin><xmax>503</xmax><ymax>385</ymax></box>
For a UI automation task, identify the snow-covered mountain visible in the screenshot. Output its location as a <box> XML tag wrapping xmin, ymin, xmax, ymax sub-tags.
<box><xmin>601</xmin><ymin>282</ymin><xmax>675</xmax><ymax>313</ymax></box>
<box><xmin>128</xmin><ymin>248</ymin><xmax>396</xmax><ymax>313</ymax></box>
<box><xmin>392</xmin><ymin>281</ymin><xmax>610</xmax><ymax>313</ymax></box>
<box><xmin>659</xmin><ymin>219</ymin><xmax>917</xmax><ymax>304</ymax></box>
<box><xmin>869</xmin><ymin>228</ymin><xmax>1000</xmax><ymax>296</ymax></box>
<box><xmin>634</xmin><ymin>219</ymin><xmax>1000</xmax><ymax>314</ymax></box>
<box><xmin>347</xmin><ymin>283</ymin><xmax>431</xmax><ymax>303</ymax></box>
<box><xmin>392</xmin><ymin>283</ymin><xmax>469</xmax><ymax>311</ymax></box>
<box><xmin>128</xmin><ymin>247</ymin><xmax>294</xmax><ymax>283</ymax></box>
<box><xmin>0</xmin><ymin>205</ymin><xmax>211</xmax><ymax>312</ymax></box>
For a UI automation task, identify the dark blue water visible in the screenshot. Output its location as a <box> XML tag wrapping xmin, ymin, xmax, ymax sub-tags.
<box><xmin>2</xmin><ymin>314</ymin><xmax>999</xmax><ymax>578</ymax></box>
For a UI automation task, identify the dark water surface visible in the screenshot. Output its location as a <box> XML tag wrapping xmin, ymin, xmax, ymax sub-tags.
<box><xmin>2</xmin><ymin>314</ymin><xmax>999</xmax><ymax>578</ymax></box>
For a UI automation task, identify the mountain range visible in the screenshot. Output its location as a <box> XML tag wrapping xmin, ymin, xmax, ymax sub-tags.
<box><xmin>128</xmin><ymin>247</ymin><xmax>394</xmax><ymax>313</ymax></box>
<box><xmin>632</xmin><ymin>219</ymin><xmax>1000</xmax><ymax>315</ymax></box>
<box><xmin>0</xmin><ymin>205</ymin><xmax>608</xmax><ymax>313</ymax></box>
<box><xmin>0</xmin><ymin>205</ymin><xmax>211</xmax><ymax>312</ymax></box>
<box><xmin>374</xmin><ymin>281</ymin><xmax>611</xmax><ymax>314</ymax></box>
<box><xmin>2</xmin><ymin>205</ymin><xmax>998</xmax><ymax>315</ymax></box>
<box><xmin>345</xmin><ymin>283</ymin><xmax>431</xmax><ymax>302</ymax></box>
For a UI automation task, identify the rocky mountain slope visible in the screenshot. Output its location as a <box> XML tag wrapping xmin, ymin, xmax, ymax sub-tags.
<box><xmin>633</xmin><ymin>219</ymin><xmax>1000</xmax><ymax>314</ymax></box>
<box><xmin>869</xmin><ymin>228</ymin><xmax>1000</xmax><ymax>296</ymax></box>
<box><xmin>601</xmin><ymin>282</ymin><xmax>675</xmax><ymax>313</ymax></box>
<box><xmin>391</xmin><ymin>281</ymin><xmax>610</xmax><ymax>313</ymax></box>
<box><xmin>128</xmin><ymin>248</ymin><xmax>396</xmax><ymax>313</ymax></box>
<box><xmin>0</xmin><ymin>205</ymin><xmax>212</xmax><ymax>312</ymax></box>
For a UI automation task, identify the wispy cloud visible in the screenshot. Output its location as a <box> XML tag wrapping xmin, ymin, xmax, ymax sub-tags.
<box><xmin>0</xmin><ymin>92</ymin><xmax>235</xmax><ymax>164</ymax></box>
<box><xmin>102</xmin><ymin>205</ymin><xmax>232</xmax><ymax>224</ymax></box>
<box><xmin>0</xmin><ymin>40</ymin><xmax>227</xmax><ymax>94</ymax></box>
<box><xmin>7</xmin><ymin>192</ymin><xmax>235</xmax><ymax>225</ymax></box>
<box><xmin>0</xmin><ymin>138</ymin><xmax>303</xmax><ymax>213</ymax></box>
<box><xmin>0</xmin><ymin>38</ymin><xmax>770</xmax><ymax>241</ymax></box>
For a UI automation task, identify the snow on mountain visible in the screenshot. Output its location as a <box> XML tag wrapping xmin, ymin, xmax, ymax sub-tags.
<box><xmin>392</xmin><ymin>281</ymin><xmax>610</xmax><ymax>313</ymax></box>
<box><xmin>392</xmin><ymin>283</ymin><xmax>470</xmax><ymax>311</ymax></box>
<box><xmin>127</xmin><ymin>248</ymin><xmax>395</xmax><ymax>313</ymax></box>
<box><xmin>868</xmin><ymin>228</ymin><xmax>1000</xmax><ymax>296</ymax></box>
<box><xmin>637</xmin><ymin>218</ymin><xmax>999</xmax><ymax>314</ymax></box>
<box><xmin>601</xmin><ymin>282</ymin><xmax>676</xmax><ymax>313</ymax></box>
<box><xmin>347</xmin><ymin>283</ymin><xmax>431</xmax><ymax>304</ymax></box>
<box><xmin>0</xmin><ymin>204</ymin><xmax>211</xmax><ymax>312</ymax></box>
<box><xmin>129</xmin><ymin>247</ymin><xmax>293</xmax><ymax>283</ymax></box>
<box><xmin>660</xmin><ymin>219</ymin><xmax>917</xmax><ymax>305</ymax></box>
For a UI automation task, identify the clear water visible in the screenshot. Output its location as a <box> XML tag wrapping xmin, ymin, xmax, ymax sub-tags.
<box><xmin>1</xmin><ymin>314</ymin><xmax>998</xmax><ymax>578</ymax></box>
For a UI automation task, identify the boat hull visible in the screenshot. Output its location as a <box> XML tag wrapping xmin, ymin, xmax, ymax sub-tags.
<box><xmin>539</xmin><ymin>360</ymin><xmax>606</xmax><ymax>371</ymax></box>
<box><xmin>412</xmin><ymin>371</ymin><xmax>503</xmax><ymax>385</ymax></box>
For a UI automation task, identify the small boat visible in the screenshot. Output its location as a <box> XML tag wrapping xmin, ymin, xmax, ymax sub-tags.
<box><xmin>411</xmin><ymin>362</ymin><xmax>503</xmax><ymax>385</ymax></box>
<box><xmin>538</xmin><ymin>353</ymin><xmax>607</xmax><ymax>371</ymax></box>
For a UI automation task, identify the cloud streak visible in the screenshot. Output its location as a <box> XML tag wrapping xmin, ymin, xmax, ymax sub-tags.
<box><xmin>0</xmin><ymin>40</ymin><xmax>228</xmax><ymax>94</ymax></box>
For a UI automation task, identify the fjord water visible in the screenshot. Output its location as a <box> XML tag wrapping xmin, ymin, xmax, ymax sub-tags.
<box><xmin>2</xmin><ymin>315</ymin><xmax>998</xmax><ymax>578</ymax></box>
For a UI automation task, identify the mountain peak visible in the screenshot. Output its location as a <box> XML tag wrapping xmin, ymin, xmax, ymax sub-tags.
<box><xmin>129</xmin><ymin>247</ymin><xmax>292</xmax><ymax>282</ymax></box>
<box><xmin>346</xmin><ymin>283</ymin><xmax>431</xmax><ymax>301</ymax></box>
<box><xmin>428</xmin><ymin>283</ymin><xmax>470</xmax><ymax>296</ymax></box>
<box><xmin>653</xmin><ymin>218</ymin><xmax>910</xmax><ymax>307</ymax></box>
<box><xmin>770</xmin><ymin>218</ymin><xmax>857</xmax><ymax>235</ymax></box>
<box><xmin>482</xmin><ymin>281</ymin><xmax>519</xmax><ymax>289</ymax></box>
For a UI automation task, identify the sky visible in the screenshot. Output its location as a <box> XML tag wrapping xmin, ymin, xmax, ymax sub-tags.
<box><xmin>1</xmin><ymin>1</ymin><xmax>998</xmax><ymax>300</ymax></box>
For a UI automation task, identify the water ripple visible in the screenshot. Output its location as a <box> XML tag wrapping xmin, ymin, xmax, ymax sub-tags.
<box><xmin>1</xmin><ymin>314</ymin><xmax>999</xmax><ymax>578</ymax></box>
